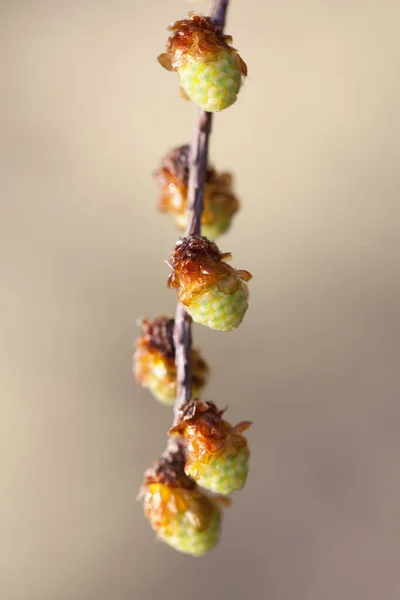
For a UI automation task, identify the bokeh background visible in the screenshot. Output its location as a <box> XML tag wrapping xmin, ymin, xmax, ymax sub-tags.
<box><xmin>1</xmin><ymin>1</ymin><xmax>400</xmax><ymax>599</ymax></box>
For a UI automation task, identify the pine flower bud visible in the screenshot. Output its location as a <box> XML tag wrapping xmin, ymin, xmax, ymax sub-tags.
<box><xmin>156</xmin><ymin>144</ymin><xmax>239</xmax><ymax>240</ymax></box>
<box><xmin>141</xmin><ymin>448</ymin><xmax>221</xmax><ymax>555</ymax></box>
<box><xmin>158</xmin><ymin>14</ymin><xmax>247</xmax><ymax>112</ymax></box>
<box><xmin>170</xmin><ymin>401</ymin><xmax>251</xmax><ymax>495</ymax></box>
<box><xmin>134</xmin><ymin>316</ymin><xmax>209</xmax><ymax>405</ymax></box>
<box><xmin>167</xmin><ymin>236</ymin><xmax>252</xmax><ymax>331</ymax></box>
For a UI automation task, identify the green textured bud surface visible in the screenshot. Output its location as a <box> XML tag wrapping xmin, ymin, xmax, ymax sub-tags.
<box><xmin>187</xmin><ymin>282</ymin><xmax>248</xmax><ymax>331</ymax></box>
<box><xmin>179</xmin><ymin>51</ymin><xmax>241</xmax><ymax>112</ymax></box>
<box><xmin>158</xmin><ymin>508</ymin><xmax>220</xmax><ymax>556</ymax></box>
<box><xmin>187</xmin><ymin>448</ymin><xmax>249</xmax><ymax>495</ymax></box>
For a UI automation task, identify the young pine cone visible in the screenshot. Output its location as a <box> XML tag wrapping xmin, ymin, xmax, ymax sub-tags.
<box><xmin>134</xmin><ymin>316</ymin><xmax>209</xmax><ymax>406</ymax></box>
<box><xmin>141</xmin><ymin>450</ymin><xmax>221</xmax><ymax>556</ymax></box>
<box><xmin>170</xmin><ymin>401</ymin><xmax>251</xmax><ymax>495</ymax></box>
<box><xmin>167</xmin><ymin>237</ymin><xmax>252</xmax><ymax>331</ymax></box>
<box><xmin>158</xmin><ymin>14</ymin><xmax>247</xmax><ymax>112</ymax></box>
<box><xmin>156</xmin><ymin>144</ymin><xmax>239</xmax><ymax>240</ymax></box>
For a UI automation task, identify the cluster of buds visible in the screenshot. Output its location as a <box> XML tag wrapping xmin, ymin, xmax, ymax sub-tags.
<box><xmin>137</xmin><ymin>8</ymin><xmax>252</xmax><ymax>557</ymax></box>
<box><xmin>156</xmin><ymin>144</ymin><xmax>239</xmax><ymax>240</ymax></box>
<box><xmin>158</xmin><ymin>14</ymin><xmax>247</xmax><ymax>112</ymax></box>
<box><xmin>133</xmin><ymin>316</ymin><xmax>209</xmax><ymax>406</ymax></box>
<box><xmin>167</xmin><ymin>236</ymin><xmax>252</xmax><ymax>331</ymax></box>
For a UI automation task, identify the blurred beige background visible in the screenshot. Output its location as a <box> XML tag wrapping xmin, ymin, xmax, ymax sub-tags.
<box><xmin>1</xmin><ymin>1</ymin><xmax>400</xmax><ymax>599</ymax></box>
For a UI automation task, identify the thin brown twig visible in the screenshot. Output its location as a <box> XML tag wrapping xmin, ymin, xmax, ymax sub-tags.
<box><xmin>172</xmin><ymin>0</ymin><xmax>230</xmax><ymax>427</ymax></box>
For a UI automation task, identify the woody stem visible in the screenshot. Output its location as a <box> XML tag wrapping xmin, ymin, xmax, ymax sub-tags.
<box><xmin>172</xmin><ymin>0</ymin><xmax>231</xmax><ymax>426</ymax></box>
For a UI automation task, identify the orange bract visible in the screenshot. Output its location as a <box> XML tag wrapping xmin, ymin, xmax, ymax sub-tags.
<box><xmin>133</xmin><ymin>315</ymin><xmax>208</xmax><ymax>393</ymax></box>
<box><xmin>167</xmin><ymin>236</ymin><xmax>252</xmax><ymax>306</ymax></box>
<box><xmin>158</xmin><ymin>13</ymin><xmax>247</xmax><ymax>75</ymax></box>
<box><xmin>156</xmin><ymin>144</ymin><xmax>194</xmax><ymax>217</ymax></box>
<box><xmin>141</xmin><ymin>450</ymin><xmax>217</xmax><ymax>534</ymax></box>
<box><xmin>133</xmin><ymin>316</ymin><xmax>176</xmax><ymax>387</ymax></box>
<box><xmin>170</xmin><ymin>400</ymin><xmax>252</xmax><ymax>465</ymax></box>
<box><xmin>156</xmin><ymin>144</ymin><xmax>239</xmax><ymax>230</ymax></box>
<box><xmin>144</xmin><ymin>483</ymin><xmax>217</xmax><ymax>533</ymax></box>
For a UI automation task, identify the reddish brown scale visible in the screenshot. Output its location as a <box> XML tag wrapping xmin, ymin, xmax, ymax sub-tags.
<box><xmin>134</xmin><ymin>316</ymin><xmax>208</xmax><ymax>392</ymax></box>
<box><xmin>156</xmin><ymin>145</ymin><xmax>211</xmax><ymax>215</ymax></box>
<box><xmin>158</xmin><ymin>13</ymin><xmax>247</xmax><ymax>75</ymax></box>
<box><xmin>167</xmin><ymin>236</ymin><xmax>252</xmax><ymax>306</ymax></box>
<box><xmin>138</xmin><ymin>316</ymin><xmax>175</xmax><ymax>358</ymax></box>
<box><xmin>133</xmin><ymin>316</ymin><xmax>175</xmax><ymax>387</ymax></box>
<box><xmin>155</xmin><ymin>145</ymin><xmax>239</xmax><ymax>229</ymax></box>
<box><xmin>141</xmin><ymin>449</ymin><xmax>196</xmax><ymax>531</ymax></box>
<box><xmin>142</xmin><ymin>445</ymin><xmax>195</xmax><ymax>491</ymax></box>
<box><xmin>170</xmin><ymin>400</ymin><xmax>252</xmax><ymax>465</ymax></box>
